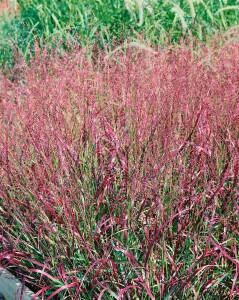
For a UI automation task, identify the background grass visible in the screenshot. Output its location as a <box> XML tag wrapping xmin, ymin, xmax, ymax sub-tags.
<box><xmin>1</xmin><ymin>0</ymin><xmax>239</xmax><ymax>67</ymax></box>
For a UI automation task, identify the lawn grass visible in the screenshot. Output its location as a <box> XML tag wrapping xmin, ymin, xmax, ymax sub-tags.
<box><xmin>0</xmin><ymin>37</ymin><xmax>239</xmax><ymax>299</ymax></box>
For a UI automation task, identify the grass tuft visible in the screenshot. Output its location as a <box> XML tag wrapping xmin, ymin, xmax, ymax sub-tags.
<box><xmin>0</xmin><ymin>37</ymin><xmax>239</xmax><ymax>299</ymax></box>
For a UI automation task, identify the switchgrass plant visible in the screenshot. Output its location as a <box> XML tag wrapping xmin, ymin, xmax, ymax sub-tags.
<box><xmin>0</xmin><ymin>38</ymin><xmax>239</xmax><ymax>299</ymax></box>
<box><xmin>1</xmin><ymin>0</ymin><xmax>239</xmax><ymax>66</ymax></box>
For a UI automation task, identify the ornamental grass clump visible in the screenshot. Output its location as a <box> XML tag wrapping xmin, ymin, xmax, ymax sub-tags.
<box><xmin>0</xmin><ymin>40</ymin><xmax>239</xmax><ymax>299</ymax></box>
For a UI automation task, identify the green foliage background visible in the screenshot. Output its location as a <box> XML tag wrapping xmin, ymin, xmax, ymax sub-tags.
<box><xmin>1</xmin><ymin>0</ymin><xmax>239</xmax><ymax>65</ymax></box>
